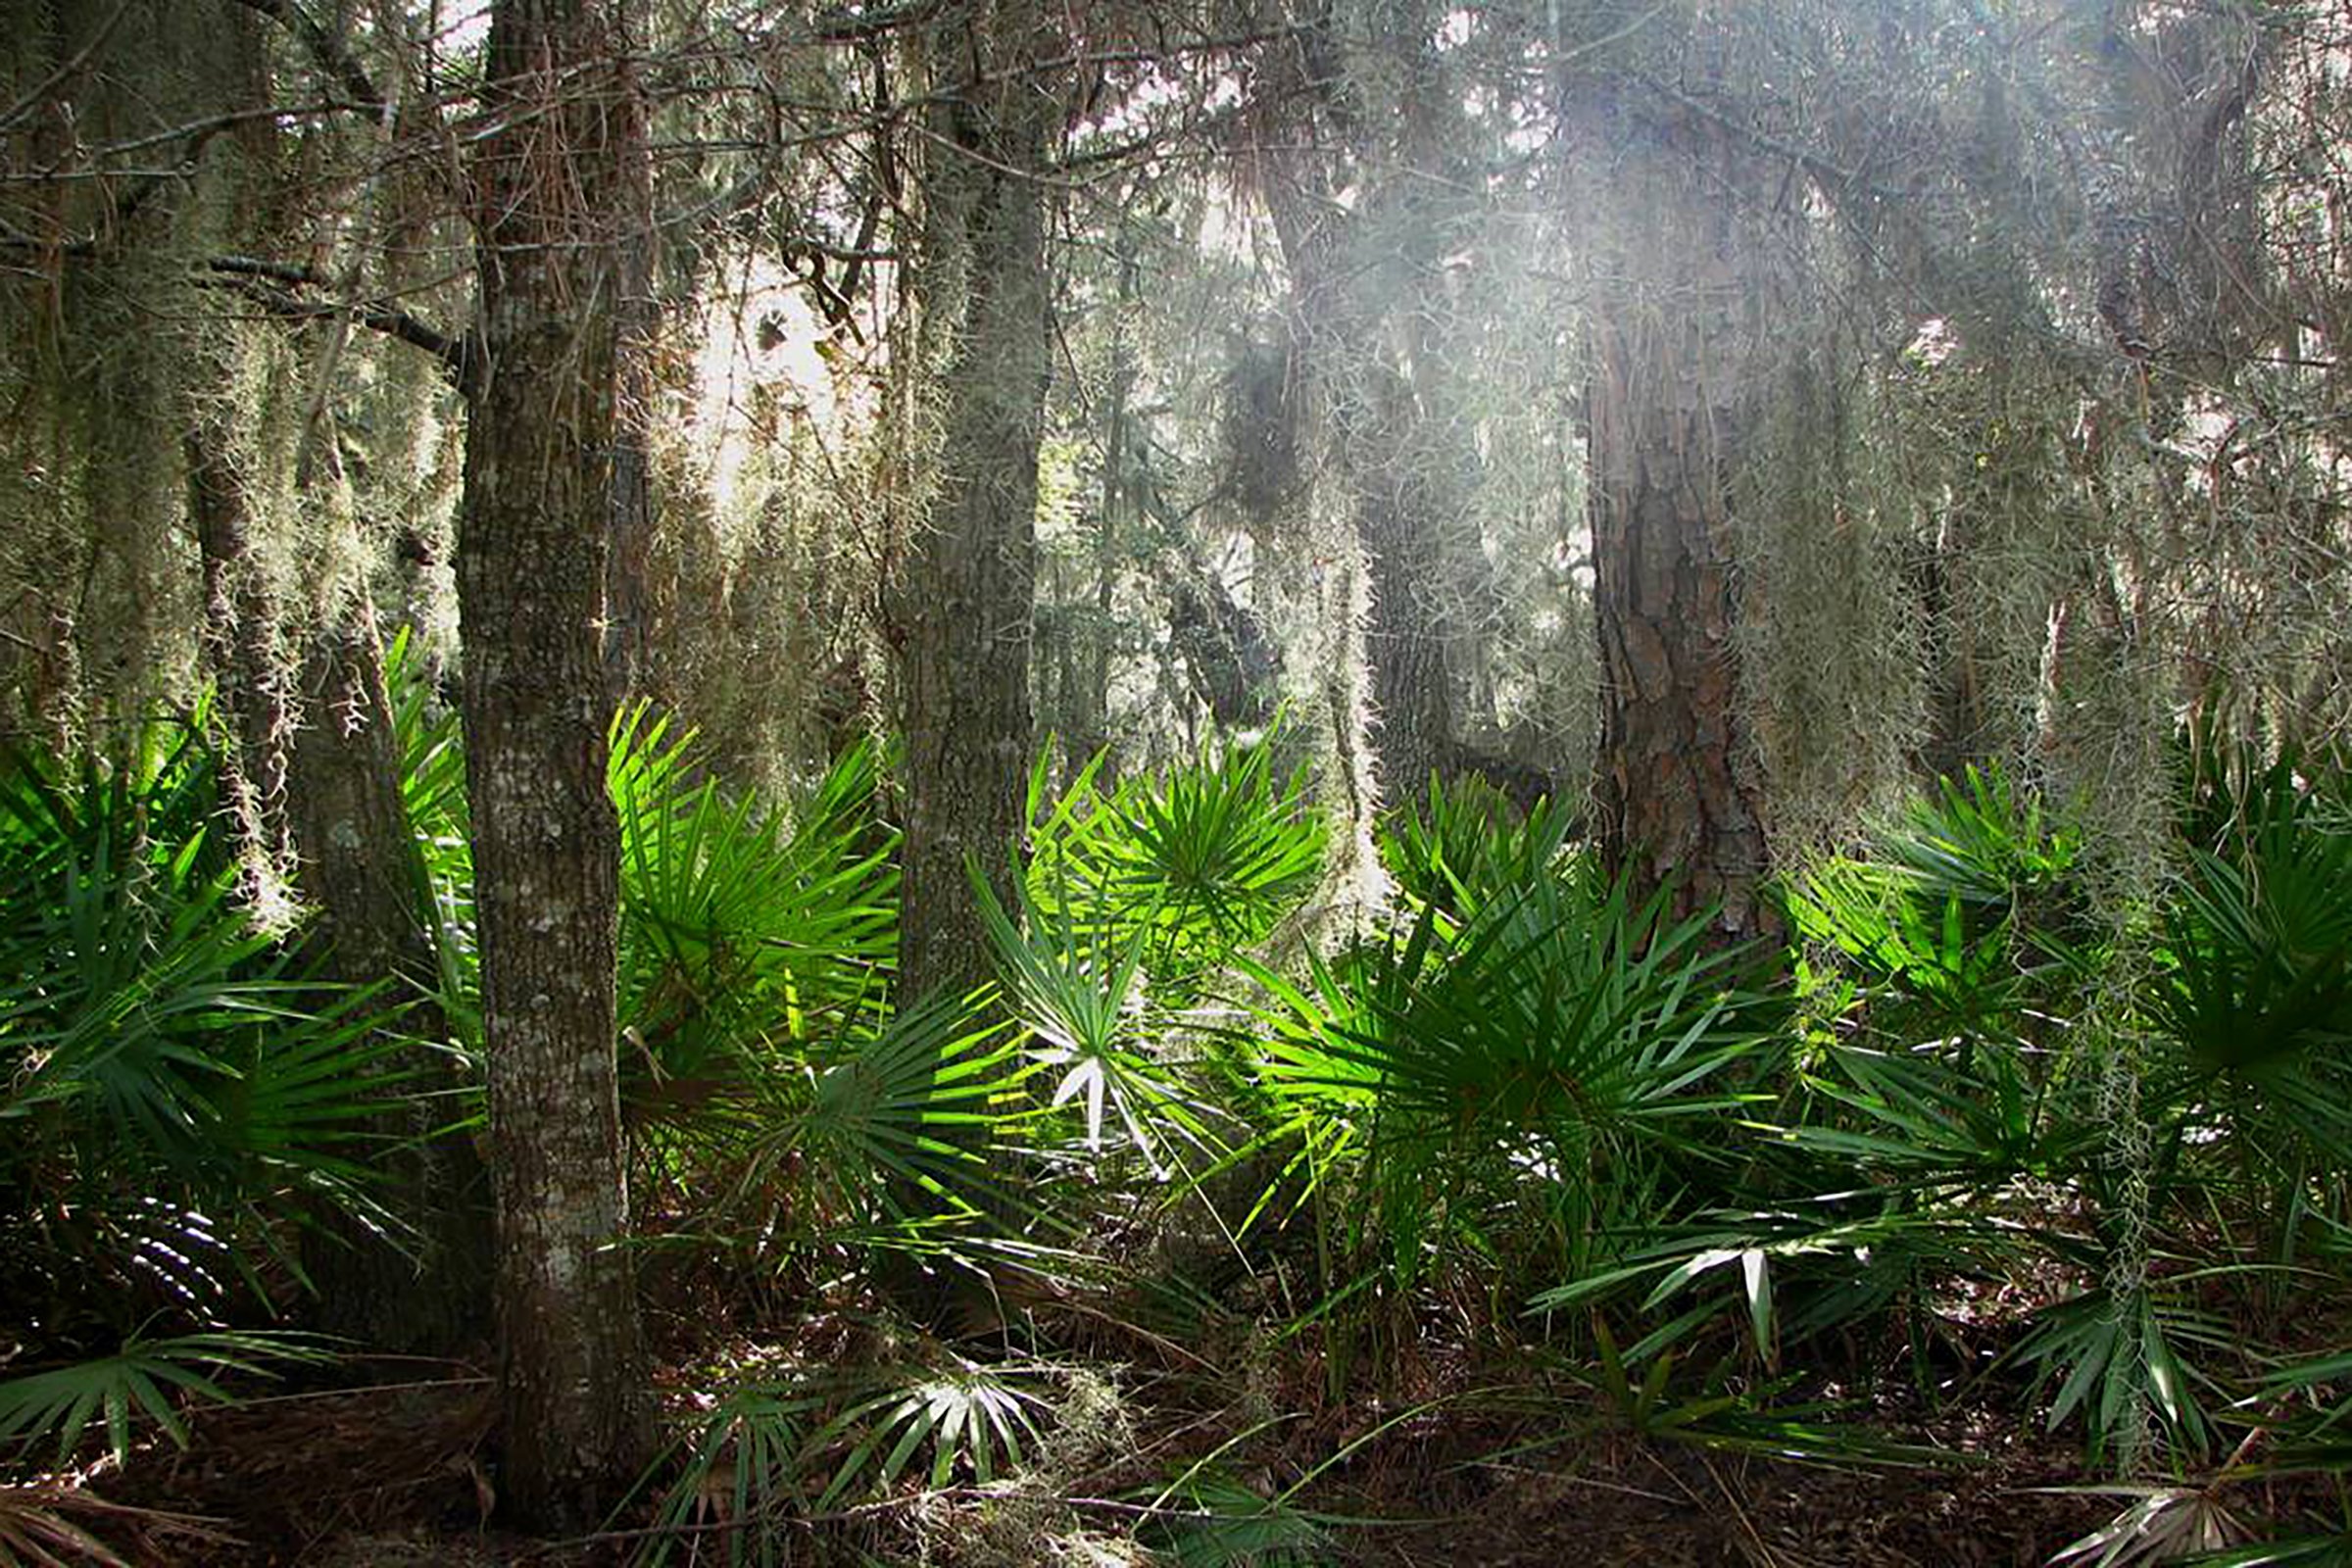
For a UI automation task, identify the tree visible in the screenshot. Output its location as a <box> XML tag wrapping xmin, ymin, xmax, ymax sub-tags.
<box><xmin>1250</xmin><ymin>6</ymin><xmax>1471</xmax><ymax>808</ymax></box>
<box><xmin>458</xmin><ymin>0</ymin><xmax>650</xmax><ymax>1527</ymax></box>
<box><xmin>883</xmin><ymin>0</ymin><xmax>1067</xmax><ymax>1012</ymax></box>
<box><xmin>1581</xmin><ymin>113</ymin><xmax>1778</xmax><ymax>943</ymax></box>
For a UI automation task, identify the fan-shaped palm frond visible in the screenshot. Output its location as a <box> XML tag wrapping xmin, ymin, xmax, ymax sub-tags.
<box><xmin>0</xmin><ymin>1331</ymin><xmax>337</xmax><ymax>1468</ymax></box>
<box><xmin>612</xmin><ymin>709</ymin><xmax>898</xmax><ymax>1116</ymax></box>
<box><xmin>1028</xmin><ymin>738</ymin><xmax>1323</xmax><ymax>991</ymax></box>
<box><xmin>719</xmin><ymin>989</ymin><xmax>1021</xmax><ymax>1255</ymax></box>
<box><xmin>1138</xmin><ymin>1468</ymin><xmax>1329</xmax><ymax>1568</ymax></box>
<box><xmin>1243</xmin><ymin>861</ymin><xmax>1770</xmax><ymax>1286</ymax></box>
<box><xmin>0</xmin><ymin>734</ymin><xmax>415</xmax><ymax>1334</ymax></box>
<box><xmin>632</xmin><ymin>1350</ymin><xmax>1052</xmax><ymax>1553</ymax></box>
<box><xmin>978</xmin><ymin>868</ymin><xmax>1223</xmax><ymax>1177</ymax></box>
<box><xmin>1380</xmin><ymin>772</ymin><xmax>1578</xmax><ymax>922</ymax></box>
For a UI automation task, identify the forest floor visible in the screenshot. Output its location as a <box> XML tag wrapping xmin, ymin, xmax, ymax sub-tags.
<box><xmin>73</xmin><ymin>1354</ymin><xmax>2149</xmax><ymax>1568</ymax></box>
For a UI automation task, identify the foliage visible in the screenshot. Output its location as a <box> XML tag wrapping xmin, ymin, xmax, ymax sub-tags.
<box><xmin>634</xmin><ymin>1355</ymin><xmax>1052</xmax><ymax>1567</ymax></box>
<box><xmin>0</xmin><ymin>725</ymin><xmax>415</xmax><ymax>1338</ymax></box>
<box><xmin>978</xmin><ymin>865</ymin><xmax>1223</xmax><ymax>1179</ymax></box>
<box><xmin>383</xmin><ymin>626</ymin><xmax>478</xmax><ymax>1057</ymax></box>
<box><xmin>611</xmin><ymin>707</ymin><xmax>898</xmax><ymax>1116</ymax></box>
<box><xmin>0</xmin><ymin>1331</ymin><xmax>336</xmax><ymax>1469</ymax></box>
<box><xmin>1240</xmin><ymin>853</ymin><xmax>1771</xmax><ymax>1312</ymax></box>
<box><xmin>1761</xmin><ymin>755</ymin><xmax>2352</xmax><ymax>1472</ymax></box>
<box><xmin>1027</xmin><ymin>738</ymin><xmax>1325</xmax><ymax>993</ymax></box>
<box><xmin>1378</xmin><ymin>773</ymin><xmax>1578</xmax><ymax>923</ymax></box>
<box><xmin>1136</xmin><ymin>1467</ymin><xmax>1330</xmax><ymax>1568</ymax></box>
<box><xmin>14</xmin><ymin>0</ymin><xmax>2352</xmax><ymax>1558</ymax></box>
<box><xmin>724</xmin><ymin>989</ymin><xmax>1024</xmax><ymax>1253</ymax></box>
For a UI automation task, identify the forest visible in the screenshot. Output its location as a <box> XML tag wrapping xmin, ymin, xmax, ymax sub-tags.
<box><xmin>2</xmin><ymin>0</ymin><xmax>2350</xmax><ymax>1563</ymax></box>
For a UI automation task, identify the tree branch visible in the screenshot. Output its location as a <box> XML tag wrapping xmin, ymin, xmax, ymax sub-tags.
<box><xmin>205</xmin><ymin>256</ymin><xmax>468</xmax><ymax>382</ymax></box>
<box><xmin>224</xmin><ymin>0</ymin><xmax>385</xmax><ymax>112</ymax></box>
<box><xmin>0</xmin><ymin>0</ymin><xmax>136</xmax><ymax>134</ymax></box>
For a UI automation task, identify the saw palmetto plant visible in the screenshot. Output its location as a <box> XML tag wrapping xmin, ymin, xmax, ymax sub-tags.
<box><xmin>0</xmin><ymin>725</ymin><xmax>415</xmax><ymax>1340</ymax></box>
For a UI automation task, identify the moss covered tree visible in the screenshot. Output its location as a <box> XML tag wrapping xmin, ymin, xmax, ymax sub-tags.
<box><xmin>883</xmin><ymin>1</ymin><xmax>1067</xmax><ymax>1011</ymax></box>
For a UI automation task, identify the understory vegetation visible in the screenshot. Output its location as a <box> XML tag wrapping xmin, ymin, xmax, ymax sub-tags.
<box><xmin>5</xmin><ymin>686</ymin><xmax>2349</xmax><ymax>1564</ymax></box>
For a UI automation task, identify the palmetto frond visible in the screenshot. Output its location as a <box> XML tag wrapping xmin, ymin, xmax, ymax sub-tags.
<box><xmin>1242</xmin><ymin>858</ymin><xmax>1771</xmax><ymax>1283</ymax></box>
<box><xmin>978</xmin><ymin>867</ymin><xmax>1224</xmax><ymax>1177</ymax></box>
<box><xmin>0</xmin><ymin>1331</ymin><xmax>337</xmax><ymax>1469</ymax></box>
<box><xmin>612</xmin><ymin>709</ymin><xmax>898</xmax><ymax>1108</ymax></box>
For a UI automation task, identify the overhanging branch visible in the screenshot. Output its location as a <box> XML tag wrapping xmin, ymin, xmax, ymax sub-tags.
<box><xmin>205</xmin><ymin>256</ymin><xmax>469</xmax><ymax>383</ymax></box>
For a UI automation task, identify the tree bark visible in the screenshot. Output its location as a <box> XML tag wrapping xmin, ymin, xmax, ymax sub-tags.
<box><xmin>288</xmin><ymin>593</ymin><xmax>495</xmax><ymax>1354</ymax></box>
<box><xmin>1587</xmin><ymin>107</ymin><xmax>1780</xmax><ymax>948</ymax></box>
<box><xmin>186</xmin><ymin>427</ymin><xmax>294</xmax><ymax>873</ymax></box>
<box><xmin>460</xmin><ymin>0</ymin><xmax>648</xmax><ymax>1529</ymax></box>
<box><xmin>885</xmin><ymin>2</ymin><xmax>1060</xmax><ymax>1011</ymax></box>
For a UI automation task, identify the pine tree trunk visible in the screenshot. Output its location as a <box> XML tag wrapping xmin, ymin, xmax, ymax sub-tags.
<box><xmin>1588</xmin><ymin>112</ymin><xmax>1779</xmax><ymax>948</ymax></box>
<box><xmin>460</xmin><ymin>0</ymin><xmax>647</xmax><ymax>1529</ymax></box>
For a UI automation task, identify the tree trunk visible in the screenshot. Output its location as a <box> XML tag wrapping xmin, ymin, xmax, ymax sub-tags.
<box><xmin>288</xmin><ymin>592</ymin><xmax>495</xmax><ymax>1354</ymax></box>
<box><xmin>886</xmin><ymin>4</ymin><xmax>1059</xmax><ymax>1012</ymax></box>
<box><xmin>1587</xmin><ymin>111</ymin><xmax>1780</xmax><ymax>948</ymax></box>
<box><xmin>1352</xmin><ymin>384</ymin><xmax>1457</xmax><ymax>806</ymax></box>
<box><xmin>1167</xmin><ymin>554</ymin><xmax>1277</xmax><ymax>730</ymax></box>
<box><xmin>460</xmin><ymin>0</ymin><xmax>648</xmax><ymax>1529</ymax></box>
<box><xmin>1257</xmin><ymin>15</ymin><xmax>1473</xmax><ymax>814</ymax></box>
<box><xmin>1071</xmin><ymin>250</ymin><xmax>1135</xmax><ymax>775</ymax></box>
<box><xmin>186</xmin><ymin>427</ymin><xmax>294</xmax><ymax>874</ymax></box>
<box><xmin>602</xmin><ymin>209</ymin><xmax>659</xmax><ymax>707</ymax></box>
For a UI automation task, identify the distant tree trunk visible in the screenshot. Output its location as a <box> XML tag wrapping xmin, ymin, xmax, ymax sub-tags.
<box><xmin>1266</xmin><ymin>216</ymin><xmax>1464</xmax><ymax>809</ymax></box>
<box><xmin>179</xmin><ymin>5</ymin><xmax>292</xmax><ymax>866</ymax></box>
<box><xmin>185</xmin><ymin>427</ymin><xmax>294</xmax><ymax>872</ymax></box>
<box><xmin>1352</xmin><ymin>385</ymin><xmax>1456</xmax><ymax>805</ymax></box>
<box><xmin>1167</xmin><ymin>559</ymin><xmax>1277</xmax><ymax>730</ymax></box>
<box><xmin>161</xmin><ymin>2</ymin><xmax>491</xmax><ymax>1350</ymax></box>
<box><xmin>886</xmin><ymin>3</ymin><xmax>1059</xmax><ymax>1011</ymax></box>
<box><xmin>288</xmin><ymin>591</ymin><xmax>495</xmax><ymax>1354</ymax></box>
<box><xmin>1587</xmin><ymin>108</ymin><xmax>1779</xmax><ymax>948</ymax></box>
<box><xmin>1257</xmin><ymin>15</ymin><xmax>1473</xmax><ymax>813</ymax></box>
<box><xmin>1914</xmin><ymin>524</ymin><xmax>1991</xmax><ymax>781</ymax></box>
<box><xmin>602</xmin><ymin>188</ymin><xmax>659</xmax><ymax>706</ymax></box>
<box><xmin>460</xmin><ymin>0</ymin><xmax>648</xmax><ymax>1529</ymax></box>
<box><xmin>1070</xmin><ymin>249</ymin><xmax>1136</xmax><ymax>775</ymax></box>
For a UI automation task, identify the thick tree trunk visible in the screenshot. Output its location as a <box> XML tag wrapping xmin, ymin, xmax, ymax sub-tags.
<box><xmin>1588</xmin><ymin>115</ymin><xmax>1780</xmax><ymax>948</ymax></box>
<box><xmin>886</xmin><ymin>5</ymin><xmax>1058</xmax><ymax>1012</ymax></box>
<box><xmin>460</xmin><ymin>0</ymin><xmax>647</xmax><ymax>1529</ymax></box>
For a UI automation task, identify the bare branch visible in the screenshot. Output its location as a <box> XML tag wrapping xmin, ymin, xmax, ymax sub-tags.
<box><xmin>204</xmin><ymin>256</ymin><xmax>467</xmax><ymax>381</ymax></box>
<box><xmin>224</xmin><ymin>0</ymin><xmax>385</xmax><ymax>113</ymax></box>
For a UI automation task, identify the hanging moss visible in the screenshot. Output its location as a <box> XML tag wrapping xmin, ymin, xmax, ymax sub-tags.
<box><xmin>1734</xmin><ymin>318</ymin><xmax>1930</xmax><ymax>859</ymax></box>
<box><xmin>1219</xmin><ymin>334</ymin><xmax>1304</xmax><ymax>522</ymax></box>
